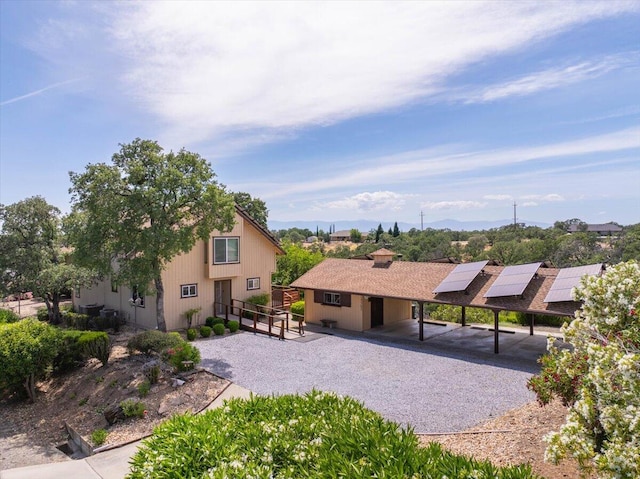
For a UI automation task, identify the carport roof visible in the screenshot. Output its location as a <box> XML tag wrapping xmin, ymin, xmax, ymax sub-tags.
<box><xmin>290</xmin><ymin>258</ymin><xmax>583</xmax><ymax>317</ymax></box>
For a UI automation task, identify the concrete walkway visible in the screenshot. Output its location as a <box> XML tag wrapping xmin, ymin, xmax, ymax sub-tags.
<box><xmin>1</xmin><ymin>384</ymin><xmax>252</xmax><ymax>479</ymax></box>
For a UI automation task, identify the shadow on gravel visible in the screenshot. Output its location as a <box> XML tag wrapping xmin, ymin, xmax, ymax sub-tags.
<box><xmin>308</xmin><ymin>326</ymin><xmax>544</xmax><ymax>375</ymax></box>
<box><xmin>200</xmin><ymin>357</ymin><xmax>233</xmax><ymax>380</ymax></box>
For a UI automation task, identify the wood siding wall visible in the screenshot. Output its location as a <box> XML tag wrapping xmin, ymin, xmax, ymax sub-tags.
<box><xmin>77</xmin><ymin>211</ymin><xmax>279</xmax><ymax>331</ymax></box>
<box><xmin>303</xmin><ymin>289</ymin><xmax>365</xmax><ymax>331</ymax></box>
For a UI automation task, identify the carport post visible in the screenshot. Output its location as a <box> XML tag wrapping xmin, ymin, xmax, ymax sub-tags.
<box><xmin>418</xmin><ymin>301</ymin><xmax>424</xmax><ymax>341</ymax></box>
<box><xmin>460</xmin><ymin>306</ymin><xmax>466</xmax><ymax>327</ymax></box>
<box><xmin>529</xmin><ymin>313</ymin><xmax>534</xmax><ymax>336</ymax></box>
<box><xmin>493</xmin><ymin>310</ymin><xmax>499</xmax><ymax>354</ymax></box>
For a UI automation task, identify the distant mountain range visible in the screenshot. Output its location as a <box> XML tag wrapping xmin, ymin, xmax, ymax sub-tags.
<box><xmin>268</xmin><ymin>218</ymin><xmax>552</xmax><ymax>233</ymax></box>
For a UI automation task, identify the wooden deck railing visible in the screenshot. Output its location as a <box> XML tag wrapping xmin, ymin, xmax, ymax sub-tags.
<box><xmin>213</xmin><ymin>299</ymin><xmax>305</xmax><ymax>338</ymax></box>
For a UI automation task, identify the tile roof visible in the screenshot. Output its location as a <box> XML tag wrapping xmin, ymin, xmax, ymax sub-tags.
<box><xmin>291</xmin><ymin>258</ymin><xmax>582</xmax><ymax>317</ymax></box>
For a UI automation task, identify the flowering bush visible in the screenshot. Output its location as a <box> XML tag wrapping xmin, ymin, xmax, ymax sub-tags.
<box><xmin>162</xmin><ymin>342</ymin><xmax>200</xmax><ymax>372</ymax></box>
<box><xmin>528</xmin><ymin>261</ymin><xmax>640</xmax><ymax>478</ymax></box>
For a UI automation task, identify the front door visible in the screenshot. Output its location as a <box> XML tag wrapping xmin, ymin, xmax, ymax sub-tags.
<box><xmin>370</xmin><ymin>297</ymin><xmax>383</xmax><ymax>328</ymax></box>
<box><xmin>214</xmin><ymin>280</ymin><xmax>232</xmax><ymax>316</ymax></box>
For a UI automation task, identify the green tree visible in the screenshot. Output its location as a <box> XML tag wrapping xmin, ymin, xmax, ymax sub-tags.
<box><xmin>0</xmin><ymin>319</ymin><xmax>62</xmax><ymax>402</ymax></box>
<box><xmin>232</xmin><ymin>192</ymin><xmax>268</xmax><ymax>228</ymax></box>
<box><xmin>392</xmin><ymin>222</ymin><xmax>400</xmax><ymax>237</ymax></box>
<box><xmin>349</xmin><ymin>229</ymin><xmax>362</xmax><ymax>243</ymax></box>
<box><xmin>375</xmin><ymin>224</ymin><xmax>384</xmax><ymax>243</ymax></box>
<box><xmin>272</xmin><ymin>242</ymin><xmax>324</xmax><ymax>286</ymax></box>
<box><xmin>0</xmin><ymin>196</ymin><xmax>94</xmax><ymax>322</ymax></box>
<box><xmin>68</xmin><ymin>139</ymin><xmax>235</xmax><ymax>331</ymax></box>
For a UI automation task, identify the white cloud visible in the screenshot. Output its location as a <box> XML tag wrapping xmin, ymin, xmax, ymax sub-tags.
<box><xmin>520</xmin><ymin>194</ymin><xmax>565</xmax><ymax>202</ymax></box>
<box><xmin>323</xmin><ymin>191</ymin><xmax>407</xmax><ymax>211</ymax></box>
<box><xmin>30</xmin><ymin>1</ymin><xmax>638</xmax><ymax>144</ymax></box>
<box><xmin>484</xmin><ymin>194</ymin><xmax>513</xmax><ymax>201</ymax></box>
<box><xmin>522</xmin><ymin>202</ymin><xmax>538</xmax><ymax>207</ymax></box>
<box><xmin>421</xmin><ymin>200</ymin><xmax>487</xmax><ymax>210</ymax></box>
<box><xmin>459</xmin><ymin>54</ymin><xmax>636</xmax><ymax>103</ymax></box>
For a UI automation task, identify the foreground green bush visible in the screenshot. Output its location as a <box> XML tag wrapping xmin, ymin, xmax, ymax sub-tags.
<box><xmin>227</xmin><ymin>320</ymin><xmax>239</xmax><ymax>333</ymax></box>
<box><xmin>199</xmin><ymin>325</ymin><xmax>212</xmax><ymax>338</ymax></box>
<box><xmin>128</xmin><ymin>391</ymin><xmax>537</xmax><ymax>479</ymax></box>
<box><xmin>212</xmin><ymin>323</ymin><xmax>225</xmax><ymax>336</ymax></box>
<box><xmin>205</xmin><ymin>316</ymin><xmax>224</xmax><ymax>327</ymax></box>
<box><xmin>127</xmin><ymin>330</ymin><xmax>183</xmax><ymax>355</ymax></box>
<box><xmin>0</xmin><ymin>319</ymin><xmax>62</xmax><ymax>401</ymax></box>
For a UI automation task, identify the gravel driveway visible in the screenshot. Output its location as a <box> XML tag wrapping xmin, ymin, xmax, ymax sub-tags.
<box><xmin>198</xmin><ymin>329</ymin><xmax>538</xmax><ymax>434</ymax></box>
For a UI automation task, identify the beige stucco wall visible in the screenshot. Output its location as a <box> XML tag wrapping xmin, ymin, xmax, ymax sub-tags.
<box><xmin>303</xmin><ymin>290</ymin><xmax>365</xmax><ymax>331</ymax></box>
<box><xmin>76</xmin><ymin>211</ymin><xmax>279</xmax><ymax>331</ymax></box>
<box><xmin>302</xmin><ymin>292</ymin><xmax>411</xmax><ymax>332</ymax></box>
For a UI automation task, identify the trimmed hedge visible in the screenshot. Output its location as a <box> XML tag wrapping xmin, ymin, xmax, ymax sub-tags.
<box><xmin>199</xmin><ymin>326</ymin><xmax>212</xmax><ymax>338</ymax></box>
<box><xmin>290</xmin><ymin>300</ymin><xmax>304</xmax><ymax>319</ymax></box>
<box><xmin>127</xmin><ymin>330</ymin><xmax>184</xmax><ymax>355</ymax></box>
<box><xmin>205</xmin><ymin>317</ymin><xmax>225</xmax><ymax>327</ymax></box>
<box><xmin>78</xmin><ymin>331</ymin><xmax>111</xmax><ymax>367</ymax></box>
<box><xmin>128</xmin><ymin>391</ymin><xmax>537</xmax><ymax>479</ymax></box>
<box><xmin>212</xmin><ymin>323</ymin><xmax>225</xmax><ymax>336</ymax></box>
<box><xmin>227</xmin><ymin>320</ymin><xmax>239</xmax><ymax>333</ymax></box>
<box><xmin>186</xmin><ymin>328</ymin><xmax>197</xmax><ymax>341</ymax></box>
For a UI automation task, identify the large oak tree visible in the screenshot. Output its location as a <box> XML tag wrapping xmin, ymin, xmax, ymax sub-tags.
<box><xmin>0</xmin><ymin>196</ymin><xmax>94</xmax><ymax>321</ymax></box>
<box><xmin>68</xmin><ymin>139</ymin><xmax>235</xmax><ymax>331</ymax></box>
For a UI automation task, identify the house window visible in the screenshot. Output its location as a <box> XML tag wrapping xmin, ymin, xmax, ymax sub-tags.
<box><xmin>131</xmin><ymin>286</ymin><xmax>145</xmax><ymax>308</ymax></box>
<box><xmin>247</xmin><ymin>278</ymin><xmax>260</xmax><ymax>290</ymax></box>
<box><xmin>181</xmin><ymin>284</ymin><xmax>198</xmax><ymax>298</ymax></box>
<box><xmin>111</xmin><ymin>280</ymin><xmax>118</xmax><ymax>293</ymax></box>
<box><xmin>214</xmin><ymin>237</ymin><xmax>239</xmax><ymax>264</ymax></box>
<box><xmin>323</xmin><ymin>292</ymin><xmax>341</xmax><ymax>306</ymax></box>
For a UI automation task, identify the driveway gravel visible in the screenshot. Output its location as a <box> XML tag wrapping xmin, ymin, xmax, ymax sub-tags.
<box><xmin>198</xmin><ymin>329</ymin><xmax>538</xmax><ymax>433</ymax></box>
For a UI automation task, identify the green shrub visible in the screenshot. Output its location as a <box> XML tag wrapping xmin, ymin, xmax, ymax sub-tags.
<box><xmin>143</xmin><ymin>362</ymin><xmax>160</xmax><ymax>384</ymax></box>
<box><xmin>243</xmin><ymin>293</ymin><xmax>270</xmax><ymax>319</ymax></box>
<box><xmin>186</xmin><ymin>328</ymin><xmax>197</xmax><ymax>341</ymax></box>
<box><xmin>53</xmin><ymin>329</ymin><xmax>85</xmax><ymax>373</ymax></box>
<box><xmin>199</xmin><ymin>326</ymin><xmax>212</xmax><ymax>338</ymax></box>
<box><xmin>0</xmin><ymin>319</ymin><xmax>62</xmax><ymax>401</ymax></box>
<box><xmin>36</xmin><ymin>307</ymin><xmax>50</xmax><ymax>322</ymax></box>
<box><xmin>138</xmin><ymin>380</ymin><xmax>151</xmax><ymax>398</ymax></box>
<box><xmin>290</xmin><ymin>300</ymin><xmax>305</xmax><ymax>320</ymax></box>
<box><xmin>205</xmin><ymin>316</ymin><xmax>216</xmax><ymax>327</ymax></box>
<box><xmin>212</xmin><ymin>323</ymin><xmax>225</xmax><ymax>336</ymax></box>
<box><xmin>128</xmin><ymin>390</ymin><xmax>536</xmax><ymax>479</ymax></box>
<box><xmin>227</xmin><ymin>320</ymin><xmax>239</xmax><ymax>333</ymax></box>
<box><xmin>127</xmin><ymin>330</ymin><xmax>183</xmax><ymax>355</ymax></box>
<box><xmin>62</xmin><ymin>311</ymin><xmax>91</xmax><ymax>330</ymax></box>
<box><xmin>78</xmin><ymin>331</ymin><xmax>111</xmax><ymax>367</ymax></box>
<box><xmin>120</xmin><ymin>399</ymin><xmax>146</xmax><ymax>418</ymax></box>
<box><xmin>91</xmin><ymin>428</ymin><xmax>108</xmax><ymax>446</ymax></box>
<box><xmin>0</xmin><ymin>309</ymin><xmax>20</xmax><ymax>324</ymax></box>
<box><xmin>514</xmin><ymin>312</ymin><xmax>566</xmax><ymax>327</ymax></box>
<box><xmin>207</xmin><ymin>317</ymin><xmax>225</xmax><ymax>327</ymax></box>
<box><xmin>162</xmin><ymin>342</ymin><xmax>201</xmax><ymax>372</ymax></box>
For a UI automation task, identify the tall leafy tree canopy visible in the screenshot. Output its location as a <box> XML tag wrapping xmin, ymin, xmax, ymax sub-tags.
<box><xmin>0</xmin><ymin>196</ymin><xmax>94</xmax><ymax>321</ymax></box>
<box><xmin>233</xmin><ymin>192</ymin><xmax>268</xmax><ymax>228</ymax></box>
<box><xmin>68</xmin><ymin>139</ymin><xmax>236</xmax><ymax>331</ymax></box>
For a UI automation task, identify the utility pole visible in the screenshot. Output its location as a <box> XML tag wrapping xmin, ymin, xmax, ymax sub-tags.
<box><xmin>420</xmin><ymin>211</ymin><xmax>425</xmax><ymax>231</ymax></box>
<box><xmin>513</xmin><ymin>202</ymin><xmax>517</xmax><ymax>228</ymax></box>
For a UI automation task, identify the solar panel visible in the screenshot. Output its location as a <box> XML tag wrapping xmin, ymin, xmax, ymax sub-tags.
<box><xmin>484</xmin><ymin>262</ymin><xmax>541</xmax><ymax>298</ymax></box>
<box><xmin>544</xmin><ymin>263</ymin><xmax>603</xmax><ymax>302</ymax></box>
<box><xmin>433</xmin><ymin>260</ymin><xmax>489</xmax><ymax>294</ymax></box>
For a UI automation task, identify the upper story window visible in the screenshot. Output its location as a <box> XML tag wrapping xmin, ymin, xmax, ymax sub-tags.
<box><xmin>214</xmin><ymin>237</ymin><xmax>239</xmax><ymax>264</ymax></box>
<box><xmin>323</xmin><ymin>292</ymin><xmax>341</xmax><ymax>306</ymax></box>
<box><xmin>181</xmin><ymin>284</ymin><xmax>198</xmax><ymax>298</ymax></box>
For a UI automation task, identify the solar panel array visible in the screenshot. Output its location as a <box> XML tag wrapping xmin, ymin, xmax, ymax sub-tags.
<box><xmin>433</xmin><ymin>260</ymin><xmax>489</xmax><ymax>294</ymax></box>
<box><xmin>544</xmin><ymin>263</ymin><xmax>603</xmax><ymax>303</ymax></box>
<box><xmin>484</xmin><ymin>262</ymin><xmax>542</xmax><ymax>298</ymax></box>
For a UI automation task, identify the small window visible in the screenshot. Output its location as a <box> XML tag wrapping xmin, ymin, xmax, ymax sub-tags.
<box><xmin>247</xmin><ymin>278</ymin><xmax>260</xmax><ymax>290</ymax></box>
<box><xmin>181</xmin><ymin>284</ymin><xmax>198</xmax><ymax>298</ymax></box>
<box><xmin>323</xmin><ymin>292</ymin><xmax>341</xmax><ymax>306</ymax></box>
<box><xmin>214</xmin><ymin>237</ymin><xmax>239</xmax><ymax>264</ymax></box>
<box><xmin>111</xmin><ymin>280</ymin><xmax>118</xmax><ymax>293</ymax></box>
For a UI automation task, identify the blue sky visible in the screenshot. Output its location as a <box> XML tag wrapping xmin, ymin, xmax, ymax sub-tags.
<box><xmin>1</xmin><ymin>1</ymin><xmax>639</xmax><ymax>228</ymax></box>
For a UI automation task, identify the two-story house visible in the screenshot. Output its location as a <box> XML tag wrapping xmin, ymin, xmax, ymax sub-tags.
<box><xmin>74</xmin><ymin>205</ymin><xmax>284</xmax><ymax>331</ymax></box>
